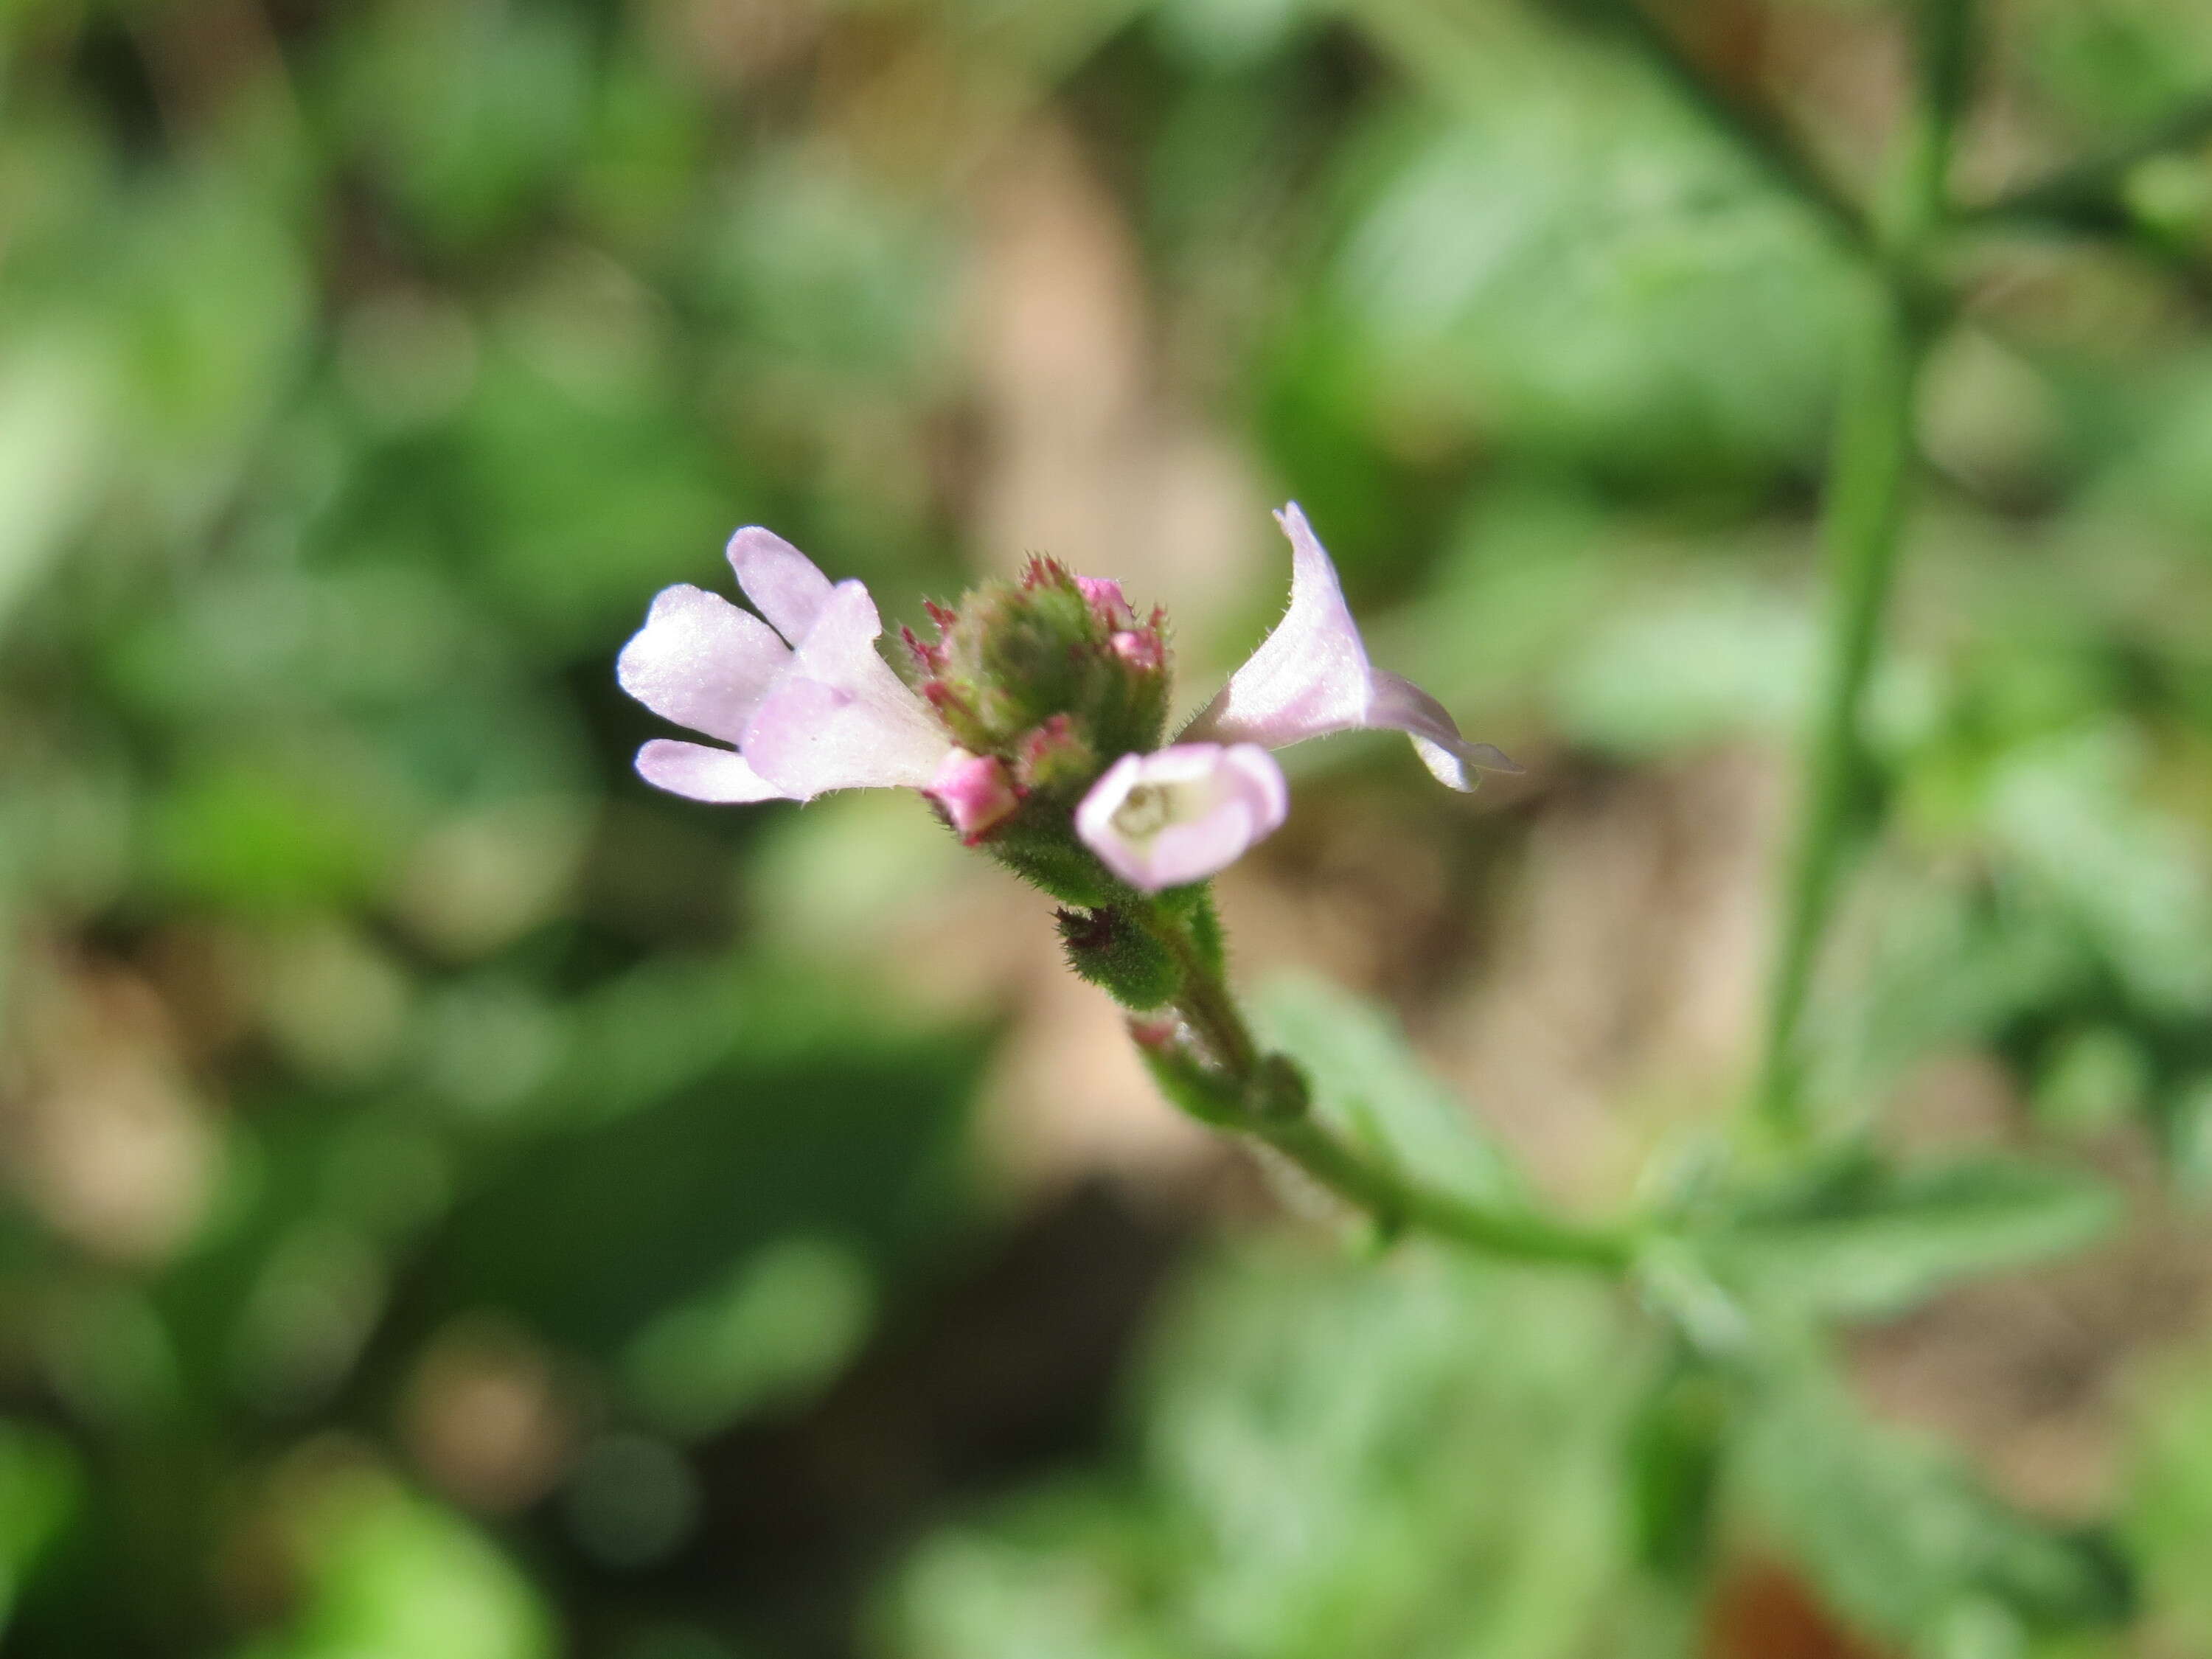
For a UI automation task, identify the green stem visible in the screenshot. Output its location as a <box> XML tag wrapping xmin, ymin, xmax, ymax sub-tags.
<box><xmin>1251</xmin><ymin>1113</ymin><xmax>1638</xmax><ymax>1269</ymax></box>
<box><xmin>1753</xmin><ymin>285</ymin><xmax>1926</xmax><ymax>1136</ymax></box>
<box><xmin>1137</xmin><ymin>897</ymin><xmax>1638</xmax><ymax>1273</ymax></box>
<box><xmin>1157</xmin><ymin>930</ymin><xmax>1261</xmax><ymax>1079</ymax></box>
<box><xmin>1753</xmin><ymin>0</ymin><xmax>1964</xmax><ymax>1138</ymax></box>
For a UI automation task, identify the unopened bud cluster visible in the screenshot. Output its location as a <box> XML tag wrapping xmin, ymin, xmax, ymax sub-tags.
<box><xmin>903</xmin><ymin>559</ymin><xmax>1172</xmax><ymax>900</ymax></box>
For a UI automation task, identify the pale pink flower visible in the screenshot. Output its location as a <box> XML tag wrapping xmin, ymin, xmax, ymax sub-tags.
<box><xmin>1188</xmin><ymin>504</ymin><xmax>1520</xmax><ymax>790</ymax></box>
<box><xmin>927</xmin><ymin>749</ymin><xmax>1021</xmax><ymax>844</ymax></box>
<box><xmin>1074</xmin><ymin>743</ymin><xmax>1289</xmax><ymax>892</ymax></box>
<box><xmin>618</xmin><ymin>527</ymin><xmax>950</xmax><ymax>804</ymax></box>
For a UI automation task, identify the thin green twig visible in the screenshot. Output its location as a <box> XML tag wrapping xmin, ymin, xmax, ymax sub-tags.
<box><xmin>1135</xmin><ymin>897</ymin><xmax>1639</xmax><ymax>1273</ymax></box>
<box><xmin>1752</xmin><ymin>282</ymin><xmax>1927</xmax><ymax>1138</ymax></box>
<box><xmin>1249</xmin><ymin>1113</ymin><xmax>1640</xmax><ymax>1269</ymax></box>
<box><xmin>1967</xmin><ymin>92</ymin><xmax>2212</xmax><ymax>235</ymax></box>
<box><xmin>1753</xmin><ymin>0</ymin><xmax>1969</xmax><ymax>1138</ymax></box>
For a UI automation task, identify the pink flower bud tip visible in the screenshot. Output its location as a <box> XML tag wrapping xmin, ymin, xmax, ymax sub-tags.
<box><xmin>1110</xmin><ymin>630</ymin><xmax>1164</xmax><ymax>671</ymax></box>
<box><xmin>1075</xmin><ymin>575</ymin><xmax>1133</xmax><ymax>626</ymax></box>
<box><xmin>926</xmin><ymin>748</ymin><xmax>1022</xmax><ymax>844</ymax></box>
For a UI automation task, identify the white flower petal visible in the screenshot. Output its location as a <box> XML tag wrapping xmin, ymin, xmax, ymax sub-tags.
<box><xmin>616</xmin><ymin>584</ymin><xmax>792</xmax><ymax>745</ymax></box>
<box><xmin>1189</xmin><ymin>502</ymin><xmax>1374</xmax><ymax>748</ymax></box>
<box><xmin>636</xmin><ymin>739</ymin><xmax>790</xmax><ymax>803</ymax></box>
<box><xmin>742</xmin><ymin>673</ymin><xmax>949</xmax><ymax>800</ymax></box>
<box><xmin>726</xmin><ymin>526</ymin><xmax>836</xmax><ymax>644</ymax></box>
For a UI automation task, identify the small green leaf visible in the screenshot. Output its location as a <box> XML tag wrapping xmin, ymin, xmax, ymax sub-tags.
<box><xmin>1251</xmin><ymin>973</ymin><xmax>1521</xmax><ymax>1207</ymax></box>
<box><xmin>1057</xmin><ymin>905</ymin><xmax>1180</xmax><ymax>1011</ymax></box>
<box><xmin>1714</xmin><ymin>1150</ymin><xmax>2118</xmax><ymax>1318</ymax></box>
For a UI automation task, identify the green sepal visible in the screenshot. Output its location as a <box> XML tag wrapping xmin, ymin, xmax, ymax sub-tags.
<box><xmin>1057</xmin><ymin>905</ymin><xmax>1180</xmax><ymax>1010</ymax></box>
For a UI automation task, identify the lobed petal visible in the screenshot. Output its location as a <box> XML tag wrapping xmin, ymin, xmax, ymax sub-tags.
<box><xmin>741</xmin><ymin>585</ymin><xmax>953</xmax><ymax>801</ymax></box>
<box><xmin>616</xmin><ymin>584</ymin><xmax>791</xmax><ymax>745</ymax></box>
<box><xmin>636</xmin><ymin>738</ymin><xmax>790</xmax><ymax>803</ymax></box>
<box><xmin>1366</xmin><ymin>670</ymin><xmax>1523</xmax><ymax>792</ymax></box>
<box><xmin>727</xmin><ymin>525</ymin><xmax>836</xmax><ymax>644</ymax></box>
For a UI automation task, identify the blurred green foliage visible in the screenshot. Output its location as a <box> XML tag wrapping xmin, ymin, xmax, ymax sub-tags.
<box><xmin>7</xmin><ymin>0</ymin><xmax>2212</xmax><ymax>1656</ymax></box>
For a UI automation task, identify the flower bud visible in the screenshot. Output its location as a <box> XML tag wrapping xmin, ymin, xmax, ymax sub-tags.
<box><xmin>924</xmin><ymin>749</ymin><xmax>1020</xmax><ymax>844</ymax></box>
<box><xmin>1075</xmin><ymin>576</ymin><xmax>1135</xmax><ymax>629</ymax></box>
<box><xmin>1015</xmin><ymin>714</ymin><xmax>1096</xmax><ymax>794</ymax></box>
<box><xmin>1054</xmin><ymin>905</ymin><xmax>1179</xmax><ymax>1010</ymax></box>
<box><xmin>911</xmin><ymin>558</ymin><xmax>1169</xmax><ymax>790</ymax></box>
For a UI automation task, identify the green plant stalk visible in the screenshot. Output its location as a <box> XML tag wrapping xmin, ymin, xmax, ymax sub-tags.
<box><xmin>1753</xmin><ymin>1</ymin><xmax>1964</xmax><ymax>1138</ymax></box>
<box><xmin>1134</xmin><ymin>897</ymin><xmax>1638</xmax><ymax>1272</ymax></box>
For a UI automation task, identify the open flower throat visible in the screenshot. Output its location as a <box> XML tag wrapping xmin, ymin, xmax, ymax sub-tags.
<box><xmin>617</xmin><ymin>504</ymin><xmax>1516</xmax><ymax>896</ymax></box>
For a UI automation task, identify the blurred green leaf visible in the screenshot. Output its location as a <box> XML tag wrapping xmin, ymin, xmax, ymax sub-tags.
<box><xmin>0</xmin><ymin>1423</ymin><xmax>81</xmax><ymax>1638</ymax></box>
<box><xmin>330</xmin><ymin>0</ymin><xmax>594</xmax><ymax>253</ymax></box>
<box><xmin>886</xmin><ymin>1246</ymin><xmax>1679</xmax><ymax>1659</ymax></box>
<box><xmin>1714</xmin><ymin>1152</ymin><xmax>2119</xmax><ymax>1319</ymax></box>
<box><xmin>237</xmin><ymin>1472</ymin><xmax>554</xmax><ymax>1659</ymax></box>
<box><xmin>2128</xmin><ymin>1340</ymin><xmax>2212</xmax><ymax>1646</ymax></box>
<box><xmin>1550</xmin><ymin>572</ymin><xmax>1815</xmax><ymax>757</ymax></box>
<box><xmin>1624</xmin><ymin>1361</ymin><xmax>1727</xmax><ymax>1583</ymax></box>
<box><xmin>1322</xmin><ymin>3</ymin><xmax>1854</xmax><ymax>487</ymax></box>
<box><xmin>1983</xmin><ymin>731</ymin><xmax>2212</xmax><ymax>1018</ymax></box>
<box><xmin>622</xmin><ymin>1234</ymin><xmax>875</xmax><ymax>1440</ymax></box>
<box><xmin>1740</xmin><ymin>1349</ymin><xmax>2134</xmax><ymax>1652</ymax></box>
<box><xmin>425</xmin><ymin>993</ymin><xmax>983</xmax><ymax>1354</ymax></box>
<box><xmin>0</xmin><ymin>331</ymin><xmax>109</xmax><ymax>636</ymax></box>
<box><xmin>147</xmin><ymin>759</ymin><xmax>395</xmax><ymax>913</ymax></box>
